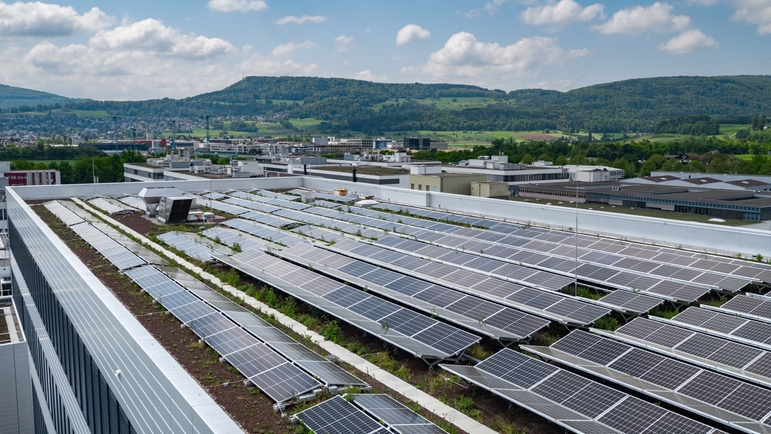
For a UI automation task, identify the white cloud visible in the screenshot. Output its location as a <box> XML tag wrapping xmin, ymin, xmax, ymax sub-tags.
<box><xmin>271</xmin><ymin>40</ymin><xmax>317</xmax><ymax>57</ymax></box>
<box><xmin>731</xmin><ymin>0</ymin><xmax>771</xmax><ymax>35</ymax></box>
<box><xmin>658</xmin><ymin>28</ymin><xmax>717</xmax><ymax>53</ymax></box>
<box><xmin>686</xmin><ymin>0</ymin><xmax>719</xmax><ymax>5</ymax></box>
<box><xmin>593</xmin><ymin>2</ymin><xmax>691</xmax><ymax>34</ymax></box>
<box><xmin>0</xmin><ymin>2</ymin><xmax>113</xmax><ymax>37</ymax></box>
<box><xmin>89</xmin><ymin>19</ymin><xmax>234</xmax><ymax>59</ymax></box>
<box><xmin>275</xmin><ymin>15</ymin><xmax>327</xmax><ymax>25</ymax></box>
<box><xmin>396</xmin><ymin>24</ymin><xmax>430</xmax><ymax>45</ymax></box>
<box><xmin>406</xmin><ymin>32</ymin><xmax>590</xmax><ymax>85</ymax></box>
<box><xmin>521</xmin><ymin>0</ymin><xmax>605</xmax><ymax>29</ymax></box>
<box><xmin>354</xmin><ymin>70</ymin><xmax>388</xmax><ymax>82</ymax></box>
<box><xmin>464</xmin><ymin>0</ymin><xmax>512</xmax><ymax>18</ymax></box>
<box><xmin>207</xmin><ymin>0</ymin><xmax>267</xmax><ymax>12</ymax></box>
<box><xmin>334</xmin><ymin>35</ymin><xmax>354</xmax><ymax>51</ymax></box>
<box><xmin>235</xmin><ymin>52</ymin><xmax>317</xmax><ymax>77</ymax></box>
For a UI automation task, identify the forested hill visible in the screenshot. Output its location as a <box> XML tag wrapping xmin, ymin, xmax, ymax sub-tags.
<box><xmin>0</xmin><ymin>84</ymin><xmax>82</xmax><ymax>110</ymax></box>
<box><xmin>74</xmin><ymin>75</ymin><xmax>771</xmax><ymax>133</ymax></box>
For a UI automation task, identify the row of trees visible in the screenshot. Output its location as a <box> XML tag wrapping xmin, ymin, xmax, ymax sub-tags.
<box><xmin>413</xmin><ymin>136</ymin><xmax>771</xmax><ymax>179</ymax></box>
<box><xmin>10</xmin><ymin>149</ymin><xmax>146</xmax><ymax>184</ymax></box>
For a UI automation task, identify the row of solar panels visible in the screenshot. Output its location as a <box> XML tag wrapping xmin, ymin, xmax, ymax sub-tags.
<box><xmin>297</xmin><ymin>203</ymin><xmax>734</xmax><ymax>301</ymax></box>
<box><xmin>440</xmin><ymin>348</ymin><xmax>725</xmax><ymax>434</ymax></box>
<box><xmin>45</xmin><ymin>201</ymin><xmax>370</xmax><ymax>404</ymax></box>
<box><xmin>293</xmin><ymin>394</ymin><xmax>447</xmax><ymax>434</ymax></box>
<box><xmin>277</xmin><ymin>242</ymin><xmax>551</xmax><ymax>341</ymax></box>
<box><xmin>209</xmin><ymin>196</ymin><xmax>665</xmax><ymax>317</ymax></box>
<box><xmin>374</xmin><ymin>235</ymin><xmax>663</xmax><ymax>314</ymax></box>
<box><xmin>525</xmin><ymin>329</ymin><xmax>771</xmax><ymax>433</ymax></box>
<box><xmin>336</xmin><ymin>196</ymin><xmax>764</xmax><ymax>293</ymax></box>
<box><xmin>209</xmin><ymin>215</ymin><xmax>611</xmax><ymax>326</ymax></box>
<box><xmin>157</xmin><ymin>232</ymin><xmax>229</xmax><ymax>262</ymax></box>
<box><xmin>327</xmin><ymin>237</ymin><xmax>610</xmax><ymax>326</ymax></box>
<box><xmin>365</xmin><ymin>196</ymin><xmax>771</xmax><ymax>286</ymax></box>
<box><xmin>86</xmin><ymin>197</ymin><xmax>136</xmax><ymax>215</ymax></box>
<box><xmin>219</xmin><ymin>249</ymin><xmax>481</xmax><ymax>361</ymax></box>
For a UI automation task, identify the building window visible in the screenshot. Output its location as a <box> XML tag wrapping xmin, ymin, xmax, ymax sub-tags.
<box><xmin>425</xmin><ymin>185</ymin><xmax>430</xmax><ymax>191</ymax></box>
<box><xmin>418</xmin><ymin>184</ymin><xmax>422</xmax><ymax>190</ymax></box>
<box><xmin>411</xmin><ymin>183</ymin><xmax>415</xmax><ymax>189</ymax></box>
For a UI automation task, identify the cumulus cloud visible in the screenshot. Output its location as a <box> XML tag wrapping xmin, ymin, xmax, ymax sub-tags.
<box><xmin>354</xmin><ymin>70</ymin><xmax>388</xmax><ymax>82</ymax></box>
<box><xmin>406</xmin><ymin>32</ymin><xmax>590</xmax><ymax>84</ymax></box>
<box><xmin>396</xmin><ymin>24</ymin><xmax>430</xmax><ymax>45</ymax></box>
<box><xmin>89</xmin><ymin>19</ymin><xmax>234</xmax><ymax>59</ymax></box>
<box><xmin>731</xmin><ymin>0</ymin><xmax>771</xmax><ymax>35</ymax></box>
<box><xmin>271</xmin><ymin>40</ymin><xmax>317</xmax><ymax>57</ymax></box>
<box><xmin>275</xmin><ymin>15</ymin><xmax>327</xmax><ymax>25</ymax></box>
<box><xmin>521</xmin><ymin>0</ymin><xmax>605</xmax><ymax>29</ymax></box>
<box><xmin>658</xmin><ymin>28</ymin><xmax>717</xmax><ymax>53</ymax></box>
<box><xmin>593</xmin><ymin>2</ymin><xmax>691</xmax><ymax>34</ymax></box>
<box><xmin>0</xmin><ymin>2</ymin><xmax>113</xmax><ymax>37</ymax></box>
<box><xmin>207</xmin><ymin>0</ymin><xmax>267</xmax><ymax>12</ymax></box>
<box><xmin>334</xmin><ymin>35</ymin><xmax>354</xmax><ymax>51</ymax></box>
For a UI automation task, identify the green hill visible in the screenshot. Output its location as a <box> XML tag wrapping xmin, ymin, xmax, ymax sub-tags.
<box><xmin>71</xmin><ymin>75</ymin><xmax>771</xmax><ymax>133</ymax></box>
<box><xmin>0</xmin><ymin>83</ymin><xmax>82</xmax><ymax>109</ymax></box>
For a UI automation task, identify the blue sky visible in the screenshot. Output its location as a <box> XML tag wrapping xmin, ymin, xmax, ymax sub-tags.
<box><xmin>0</xmin><ymin>0</ymin><xmax>768</xmax><ymax>100</ymax></box>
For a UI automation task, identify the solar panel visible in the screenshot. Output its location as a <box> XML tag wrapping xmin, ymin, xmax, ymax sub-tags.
<box><xmin>294</xmin><ymin>396</ymin><xmax>384</xmax><ymax>434</ymax></box>
<box><xmin>720</xmin><ymin>295</ymin><xmax>771</xmax><ymax>323</ymax></box>
<box><xmin>45</xmin><ymin>200</ymin><xmax>86</xmax><ymax>226</ymax></box>
<box><xmin>70</xmin><ymin>223</ymin><xmax>146</xmax><ymax>270</ymax></box>
<box><xmin>222</xmin><ymin>251</ymin><xmax>480</xmax><ymax>360</ymax></box>
<box><xmin>441</xmin><ymin>348</ymin><xmax>721</xmax><ymax>434</ymax></box>
<box><xmin>157</xmin><ymin>231</ymin><xmax>225</xmax><ymax>262</ymax></box>
<box><xmin>526</xmin><ymin>330</ymin><xmax>771</xmax><ymax>431</ymax></box>
<box><xmin>351</xmin><ymin>394</ymin><xmax>447</xmax><ymax>433</ymax></box>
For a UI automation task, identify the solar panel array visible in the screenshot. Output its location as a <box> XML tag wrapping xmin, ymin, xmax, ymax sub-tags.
<box><xmin>89</xmin><ymin>220</ymin><xmax>168</xmax><ymax>266</ymax></box>
<box><xmin>157</xmin><ymin>232</ymin><xmax>226</xmax><ymax>262</ymax></box>
<box><xmin>375</xmin><ymin>235</ymin><xmax>575</xmax><ymax>292</ymax></box>
<box><xmin>278</xmin><ymin>243</ymin><xmax>550</xmax><ymax>341</ymax></box>
<box><xmin>87</xmin><ymin>197</ymin><xmax>134</xmax><ymax>215</ymax></box>
<box><xmin>127</xmin><ymin>267</ymin><xmax>367</xmax><ymax>402</ymax></box>
<box><xmin>351</xmin><ymin>394</ymin><xmax>448</xmax><ymax>434</ymax></box>
<box><xmin>124</xmin><ymin>265</ymin><xmax>323</xmax><ymax>403</ymax></box>
<box><xmin>293</xmin><ymin>395</ymin><xmax>388</xmax><ymax>434</ymax></box>
<box><xmin>399</xmin><ymin>227</ymin><xmax>715</xmax><ymax>302</ymax></box>
<box><xmin>607</xmin><ymin>317</ymin><xmax>771</xmax><ymax>388</ymax></box>
<box><xmin>45</xmin><ymin>200</ymin><xmax>87</xmax><ymax>226</ymax></box>
<box><xmin>250</xmin><ymin>189</ymin><xmax>298</xmax><ymax>202</ymax></box>
<box><xmin>370</xmin><ymin>201</ymin><xmax>771</xmax><ymax>288</ymax></box>
<box><xmin>117</xmin><ymin>195</ymin><xmax>147</xmax><ymax>211</ymax></box>
<box><xmin>239</xmin><ymin>210</ymin><xmax>296</xmax><ymax>228</ymax></box>
<box><xmin>718</xmin><ymin>294</ymin><xmax>771</xmax><ymax>324</ymax></box>
<box><xmin>200</xmin><ymin>227</ymin><xmax>267</xmax><ymax>252</ymax></box>
<box><xmin>230</xmin><ymin>190</ymin><xmax>312</xmax><ymax>211</ymax></box>
<box><xmin>221</xmin><ymin>219</ymin><xmax>302</xmax><ymax>246</ymax></box>
<box><xmin>273</xmin><ymin>207</ymin><xmax>383</xmax><ymax>239</ymax></box>
<box><xmin>221</xmin><ymin>250</ymin><xmax>480</xmax><ymax>360</ymax></box>
<box><xmin>328</xmin><ymin>238</ymin><xmax>609</xmax><ymax>326</ymax></box>
<box><xmin>223</xmin><ymin>197</ymin><xmax>282</xmax><ymax>214</ymax></box>
<box><xmin>290</xmin><ymin>225</ymin><xmax>346</xmax><ymax>243</ymax></box>
<box><xmin>527</xmin><ymin>330</ymin><xmax>771</xmax><ymax>433</ymax></box>
<box><xmin>262</xmin><ymin>199</ymin><xmax>718</xmax><ymax>301</ymax></box>
<box><xmin>204</xmin><ymin>199</ymin><xmax>250</xmax><ymax>216</ymax></box>
<box><xmin>370</xmin><ymin>202</ymin><xmax>507</xmax><ymax>230</ymax></box>
<box><xmin>70</xmin><ymin>223</ymin><xmax>146</xmax><ymax>270</ymax></box>
<box><xmin>667</xmin><ymin>307</ymin><xmax>771</xmax><ymax>351</ymax></box>
<box><xmin>441</xmin><ymin>348</ymin><xmax>724</xmax><ymax>434</ymax></box>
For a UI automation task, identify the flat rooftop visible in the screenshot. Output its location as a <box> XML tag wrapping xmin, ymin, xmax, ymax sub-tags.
<box><xmin>591</xmin><ymin>184</ymin><xmax>771</xmax><ymax>207</ymax></box>
<box><xmin>0</xmin><ymin>300</ymin><xmax>23</xmax><ymax>345</ymax></box>
<box><xmin>313</xmin><ymin>166</ymin><xmax>409</xmax><ymax>176</ymax></box>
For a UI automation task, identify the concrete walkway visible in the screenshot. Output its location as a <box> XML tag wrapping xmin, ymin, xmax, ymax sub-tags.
<box><xmin>77</xmin><ymin>202</ymin><xmax>498</xmax><ymax>434</ymax></box>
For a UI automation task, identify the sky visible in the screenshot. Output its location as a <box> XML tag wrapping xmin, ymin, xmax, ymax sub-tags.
<box><xmin>0</xmin><ymin>0</ymin><xmax>769</xmax><ymax>100</ymax></box>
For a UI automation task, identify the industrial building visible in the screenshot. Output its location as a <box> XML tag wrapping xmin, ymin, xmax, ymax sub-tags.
<box><xmin>6</xmin><ymin>174</ymin><xmax>771</xmax><ymax>434</ymax></box>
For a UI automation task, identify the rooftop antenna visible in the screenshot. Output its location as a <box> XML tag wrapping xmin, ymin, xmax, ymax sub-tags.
<box><xmin>171</xmin><ymin>119</ymin><xmax>177</xmax><ymax>153</ymax></box>
<box><xmin>204</xmin><ymin>115</ymin><xmax>210</xmax><ymax>143</ymax></box>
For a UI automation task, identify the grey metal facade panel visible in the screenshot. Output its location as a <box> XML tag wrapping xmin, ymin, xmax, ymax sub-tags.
<box><xmin>12</xmin><ymin>262</ymin><xmax>91</xmax><ymax>434</ymax></box>
<box><xmin>6</xmin><ymin>188</ymin><xmax>242</xmax><ymax>434</ymax></box>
